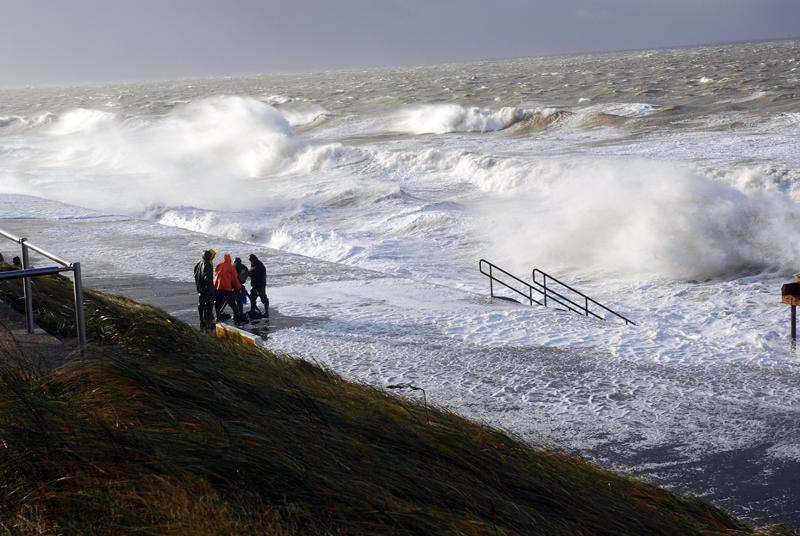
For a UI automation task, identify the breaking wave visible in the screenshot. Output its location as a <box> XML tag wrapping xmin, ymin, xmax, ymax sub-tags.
<box><xmin>0</xmin><ymin>112</ymin><xmax>57</xmax><ymax>130</ymax></box>
<box><xmin>392</xmin><ymin>103</ymin><xmax>642</xmax><ymax>135</ymax></box>
<box><xmin>578</xmin><ymin>102</ymin><xmax>659</xmax><ymax>118</ymax></box>
<box><xmin>0</xmin><ymin>116</ymin><xmax>24</xmax><ymax>128</ymax></box>
<box><xmin>394</xmin><ymin>104</ymin><xmax>539</xmax><ymax>134</ymax></box>
<box><xmin>280</xmin><ymin>106</ymin><xmax>330</xmax><ymax>128</ymax></box>
<box><xmin>2</xmin><ymin>96</ymin><xmax>359</xmax><ymax>212</ymax></box>
<box><xmin>4</xmin><ymin>91</ymin><xmax>800</xmax><ymax>282</ymax></box>
<box><xmin>156</xmin><ymin>209</ymin><xmax>262</xmax><ymax>243</ymax></box>
<box><xmin>267</xmin><ymin>227</ymin><xmax>365</xmax><ymax>263</ymax></box>
<box><xmin>480</xmin><ymin>159</ymin><xmax>800</xmax><ymax>279</ymax></box>
<box><xmin>49</xmin><ymin>108</ymin><xmax>117</xmax><ymax>135</ymax></box>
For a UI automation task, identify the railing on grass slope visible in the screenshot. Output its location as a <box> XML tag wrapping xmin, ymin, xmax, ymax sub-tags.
<box><xmin>0</xmin><ymin>228</ymin><xmax>87</xmax><ymax>345</ymax></box>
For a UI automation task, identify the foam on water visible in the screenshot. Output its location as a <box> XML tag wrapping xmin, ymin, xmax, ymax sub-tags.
<box><xmin>49</xmin><ymin>108</ymin><xmax>117</xmax><ymax>135</ymax></box>
<box><xmin>394</xmin><ymin>104</ymin><xmax>534</xmax><ymax>134</ymax></box>
<box><xmin>478</xmin><ymin>159</ymin><xmax>800</xmax><ymax>279</ymax></box>
<box><xmin>279</xmin><ymin>105</ymin><xmax>330</xmax><ymax>128</ymax></box>
<box><xmin>267</xmin><ymin>227</ymin><xmax>365</xmax><ymax>263</ymax></box>
<box><xmin>1</xmin><ymin>96</ymin><xmax>361</xmax><ymax>212</ymax></box>
<box><xmin>577</xmin><ymin>102</ymin><xmax>658</xmax><ymax>117</ymax></box>
<box><xmin>4</xmin><ymin>89</ymin><xmax>797</xmax><ymax>289</ymax></box>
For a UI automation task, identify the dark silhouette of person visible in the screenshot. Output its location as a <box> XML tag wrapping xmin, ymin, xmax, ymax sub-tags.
<box><xmin>248</xmin><ymin>253</ymin><xmax>269</xmax><ymax>318</ymax></box>
<box><xmin>193</xmin><ymin>249</ymin><xmax>216</xmax><ymax>332</ymax></box>
<box><xmin>234</xmin><ymin>257</ymin><xmax>250</xmax><ymax>309</ymax></box>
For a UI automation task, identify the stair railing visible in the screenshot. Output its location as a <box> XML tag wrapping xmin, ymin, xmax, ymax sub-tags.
<box><xmin>478</xmin><ymin>259</ymin><xmax>636</xmax><ymax>326</ymax></box>
<box><xmin>532</xmin><ymin>269</ymin><xmax>636</xmax><ymax>326</ymax></box>
<box><xmin>0</xmin><ymin>228</ymin><xmax>87</xmax><ymax>345</ymax></box>
<box><xmin>479</xmin><ymin>259</ymin><xmax>542</xmax><ymax>306</ymax></box>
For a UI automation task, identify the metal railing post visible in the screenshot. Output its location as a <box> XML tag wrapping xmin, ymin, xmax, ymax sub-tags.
<box><xmin>72</xmin><ymin>262</ymin><xmax>87</xmax><ymax>347</ymax></box>
<box><xmin>543</xmin><ymin>276</ymin><xmax>548</xmax><ymax>308</ymax></box>
<box><xmin>489</xmin><ymin>265</ymin><xmax>494</xmax><ymax>297</ymax></box>
<box><xmin>2</xmin><ymin>227</ymin><xmax>93</xmax><ymax>344</ymax></box>
<box><xmin>584</xmin><ymin>296</ymin><xmax>589</xmax><ymax>317</ymax></box>
<box><xmin>20</xmin><ymin>238</ymin><xmax>34</xmax><ymax>334</ymax></box>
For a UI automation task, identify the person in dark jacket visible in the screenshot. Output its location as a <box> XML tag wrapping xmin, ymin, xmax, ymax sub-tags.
<box><xmin>193</xmin><ymin>249</ymin><xmax>216</xmax><ymax>332</ymax></box>
<box><xmin>12</xmin><ymin>256</ymin><xmax>21</xmax><ymax>268</ymax></box>
<box><xmin>248</xmin><ymin>253</ymin><xmax>269</xmax><ymax>318</ymax></box>
<box><xmin>233</xmin><ymin>257</ymin><xmax>250</xmax><ymax>308</ymax></box>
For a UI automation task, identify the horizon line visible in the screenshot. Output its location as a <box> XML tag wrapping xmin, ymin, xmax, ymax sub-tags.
<box><xmin>1</xmin><ymin>34</ymin><xmax>798</xmax><ymax>92</ymax></box>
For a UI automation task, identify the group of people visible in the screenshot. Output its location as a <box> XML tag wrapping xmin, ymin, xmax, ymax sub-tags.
<box><xmin>193</xmin><ymin>249</ymin><xmax>269</xmax><ymax>332</ymax></box>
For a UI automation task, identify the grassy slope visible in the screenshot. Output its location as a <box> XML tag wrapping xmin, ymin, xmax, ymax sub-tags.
<box><xmin>0</xmin><ymin>270</ymin><xmax>792</xmax><ymax>535</ymax></box>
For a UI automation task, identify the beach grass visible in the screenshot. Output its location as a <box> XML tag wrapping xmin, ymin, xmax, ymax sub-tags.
<box><xmin>0</xmin><ymin>269</ymin><xmax>794</xmax><ymax>535</ymax></box>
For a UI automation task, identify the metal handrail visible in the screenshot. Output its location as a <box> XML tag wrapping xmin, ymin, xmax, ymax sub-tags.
<box><xmin>532</xmin><ymin>268</ymin><xmax>636</xmax><ymax>326</ymax></box>
<box><xmin>478</xmin><ymin>259</ymin><xmax>636</xmax><ymax>326</ymax></box>
<box><xmin>0</xmin><ymin>229</ymin><xmax>71</xmax><ymax>267</ymax></box>
<box><xmin>0</xmin><ymin>228</ymin><xmax>87</xmax><ymax>345</ymax></box>
<box><xmin>536</xmin><ymin>283</ymin><xmax>605</xmax><ymax>321</ymax></box>
<box><xmin>479</xmin><ymin>259</ymin><xmax>542</xmax><ymax>306</ymax></box>
<box><xmin>479</xmin><ymin>259</ymin><xmax>589</xmax><ymax>315</ymax></box>
<box><xmin>0</xmin><ymin>266</ymin><xmax>74</xmax><ymax>280</ymax></box>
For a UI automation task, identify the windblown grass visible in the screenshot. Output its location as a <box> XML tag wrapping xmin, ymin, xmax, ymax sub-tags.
<box><xmin>0</xmin><ymin>270</ymin><xmax>794</xmax><ymax>535</ymax></box>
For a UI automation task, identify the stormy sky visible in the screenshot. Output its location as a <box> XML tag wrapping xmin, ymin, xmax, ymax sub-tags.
<box><xmin>1</xmin><ymin>0</ymin><xmax>798</xmax><ymax>87</ymax></box>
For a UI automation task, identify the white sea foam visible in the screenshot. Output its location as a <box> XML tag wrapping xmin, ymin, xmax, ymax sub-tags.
<box><xmin>263</xmin><ymin>94</ymin><xmax>291</xmax><ymax>105</ymax></box>
<box><xmin>394</xmin><ymin>104</ymin><xmax>533</xmax><ymax>134</ymax></box>
<box><xmin>776</xmin><ymin>112</ymin><xmax>800</xmax><ymax>126</ymax></box>
<box><xmin>479</xmin><ymin>159</ymin><xmax>800</xmax><ymax>279</ymax></box>
<box><xmin>577</xmin><ymin>102</ymin><xmax>658</xmax><ymax>117</ymax></box>
<box><xmin>367</xmin><ymin>147</ymin><xmax>533</xmax><ymax>191</ymax></box>
<box><xmin>0</xmin><ymin>112</ymin><xmax>59</xmax><ymax>130</ymax></box>
<box><xmin>267</xmin><ymin>227</ymin><xmax>365</xmax><ymax>263</ymax></box>
<box><xmin>49</xmin><ymin>108</ymin><xmax>117</xmax><ymax>134</ymax></box>
<box><xmin>715</xmin><ymin>91</ymin><xmax>772</xmax><ymax>104</ymax></box>
<box><xmin>5</xmin><ymin>101</ymin><xmax>799</xmax><ymax>284</ymax></box>
<box><xmin>3</xmin><ymin>96</ymin><xmax>355</xmax><ymax>212</ymax></box>
<box><xmin>280</xmin><ymin>105</ymin><xmax>329</xmax><ymax>127</ymax></box>
<box><xmin>156</xmin><ymin>209</ymin><xmax>258</xmax><ymax>243</ymax></box>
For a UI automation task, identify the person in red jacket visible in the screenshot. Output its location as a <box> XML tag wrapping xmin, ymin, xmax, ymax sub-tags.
<box><xmin>214</xmin><ymin>253</ymin><xmax>246</xmax><ymax>322</ymax></box>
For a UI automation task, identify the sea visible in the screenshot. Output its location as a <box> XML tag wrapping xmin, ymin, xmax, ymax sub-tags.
<box><xmin>2</xmin><ymin>38</ymin><xmax>800</xmax><ymax>526</ymax></box>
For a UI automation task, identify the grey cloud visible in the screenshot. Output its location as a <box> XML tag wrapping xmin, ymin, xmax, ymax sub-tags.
<box><xmin>0</xmin><ymin>0</ymin><xmax>797</xmax><ymax>87</ymax></box>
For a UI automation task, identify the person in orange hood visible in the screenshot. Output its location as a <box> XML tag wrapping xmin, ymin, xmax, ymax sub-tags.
<box><xmin>214</xmin><ymin>253</ymin><xmax>246</xmax><ymax>322</ymax></box>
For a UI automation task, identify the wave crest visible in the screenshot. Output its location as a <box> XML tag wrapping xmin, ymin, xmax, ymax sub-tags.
<box><xmin>395</xmin><ymin>104</ymin><xmax>535</xmax><ymax>134</ymax></box>
<box><xmin>392</xmin><ymin>103</ymin><xmax>642</xmax><ymax>135</ymax></box>
<box><xmin>480</xmin><ymin>160</ymin><xmax>800</xmax><ymax>279</ymax></box>
<box><xmin>7</xmin><ymin>96</ymin><xmax>356</xmax><ymax>212</ymax></box>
